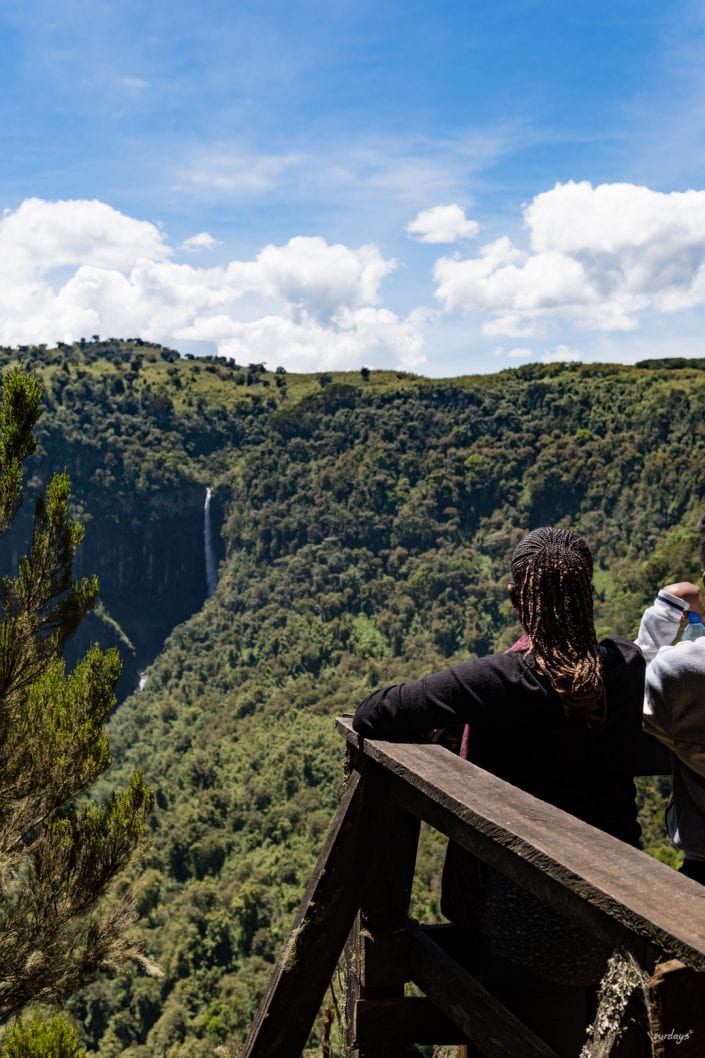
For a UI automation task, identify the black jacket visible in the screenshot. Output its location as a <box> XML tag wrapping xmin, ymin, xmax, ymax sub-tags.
<box><xmin>353</xmin><ymin>636</ymin><xmax>645</xmax><ymax>845</ymax></box>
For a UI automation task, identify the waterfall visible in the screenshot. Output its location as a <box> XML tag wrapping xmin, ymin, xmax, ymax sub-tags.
<box><xmin>204</xmin><ymin>487</ymin><xmax>217</xmax><ymax>598</ymax></box>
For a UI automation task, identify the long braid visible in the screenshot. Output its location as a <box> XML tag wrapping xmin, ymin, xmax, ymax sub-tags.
<box><xmin>511</xmin><ymin>527</ymin><xmax>605</xmax><ymax>723</ymax></box>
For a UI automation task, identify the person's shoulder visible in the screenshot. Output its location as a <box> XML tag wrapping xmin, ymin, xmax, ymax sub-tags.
<box><xmin>651</xmin><ymin>638</ymin><xmax>705</xmax><ymax>677</ymax></box>
<box><xmin>448</xmin><ymin>653</ymin><xmax>507</xmax><ymax>678</ymax></box>
<box><xmin>449</xmin><ymin>651</ymin><xmax>525</xmax><ymax>684</ymax></box>
<box><xmin>600</xmin><ymin>633</ymin><xmax>640</xmax><ymax>653</ymax></box>
<box><xmin>599</xmin><ymin>635</ymin><xmax>645</xmax><ymax>669</ymax></box>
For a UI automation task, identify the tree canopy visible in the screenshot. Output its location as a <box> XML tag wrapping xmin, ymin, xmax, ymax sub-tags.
<box><xmin>0</xmin><ymin>369</ymin><xmax>154</xmax><ymax>1047</ymax></box>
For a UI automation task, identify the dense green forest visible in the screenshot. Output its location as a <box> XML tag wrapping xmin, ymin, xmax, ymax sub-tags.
<box><xmin>1</xmin><ymin>339</ymin><xmax>704</xmax><ymax>1056</ymax></box>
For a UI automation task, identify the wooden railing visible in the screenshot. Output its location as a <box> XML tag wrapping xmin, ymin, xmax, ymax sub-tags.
<box><xmin>241</xmin><ymin>718</ymin><xmax>705</xmax><ymax>1058</ymax></box>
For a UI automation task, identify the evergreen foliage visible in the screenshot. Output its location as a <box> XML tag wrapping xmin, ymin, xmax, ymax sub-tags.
<box><xmin>2</xmin><ymin>1012</ymin><xmax>86</xmax><ymax>1058</ymax></box>
<box><xmin>0</xmin><ymin>370</ymin><xmax>42</xmax><ymax>533</ymax></box>
<box><xmin>0</xmin><ymin>369</ymin><xmax>154</xmax><ymax>1035</ymax></box>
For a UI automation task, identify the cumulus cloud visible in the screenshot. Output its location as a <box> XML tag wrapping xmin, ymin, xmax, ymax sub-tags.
<box><xmin>542</xmin><ymin>344</ymin><xmax>582</xmax><ymax>363</ymax></box>
<box><xmin>433</xmin><ymin>181</ymin><xmax>705</xmax><ymax>335</ymax></box>
<box><xmin>0</xmin><ymin>197</ymin><xmax>423</xmax><ymax>371</ymax></box>
<box><xmin>0</xmin><ymin>197</ymin><xmax>169</xmax><ymax>279</ymax></box>
<box><xmin>406</xmin><ymin>203</ymin><xmax>480</xmax><ymax>243</ymax></box>
<box><xmin>216</xmin><ymin>307</ymin><xmax>428</xmax><ymax>373</ymax></box>
<box><xmin>180</xmin><ymin>231</ymin><xmax>220</xmax><ymax>252</ymax></box>
<box><xmin>508</xmin><ymin>347</ymin><xmax>532</xmax><ymax>359</ymax></box>
<box><xmin>249</xmin><ymin>237</ymin><xmax>394</xmax><ymax>320</ymax></box>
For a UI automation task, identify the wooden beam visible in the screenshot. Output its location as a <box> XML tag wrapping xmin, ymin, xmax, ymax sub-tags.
<box><xmin>356</xmin><ymin>772</ymin><xmax>420</xmax><ymax>996</ymax></box>
<box><xmin>343</xmin><ymin>764</ymin><xmax>421</xmax><ymax>1057</ymax></box>
<box><xmin>242</xmin><ymin>762</ymin><xmax>389</xmax><ymax>1058</ymax></box>
<box><xmin>337</xmin><ymin>717</ymin><xmax>705</xmax><ymax>971</ymax></box>
<box><xmin>407</xmin><ymin>925</ymin><xmax>559</xmax><ymax>1058</ymax></box>
<box><xmin>649</xmin><ymin>959</ymin><xmax>705</xmax><ymax>1058</ymax></box>
<box><xmin>343</xmin><ymin>915</ymin><xmax>361</xmax><ymax>1058</ymax></box>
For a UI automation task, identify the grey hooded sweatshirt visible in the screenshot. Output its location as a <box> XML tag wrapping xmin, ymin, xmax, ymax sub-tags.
<box><xmin>636</xmin><ymin>590</ymin><xmax>705</xmax><ymax>861</ymax></box>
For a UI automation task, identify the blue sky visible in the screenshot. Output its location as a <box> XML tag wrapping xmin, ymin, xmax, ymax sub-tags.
<box><xmin>2</xmin><ymin>0</ymin><xmax>705</xmax><ymax>375</ymax></box>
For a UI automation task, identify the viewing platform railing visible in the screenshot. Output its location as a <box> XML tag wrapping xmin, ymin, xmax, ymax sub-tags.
<box><xmin>241</xmin><ymin>717</ymin><xmax>705</xmax><ymax>1058</ymax></box>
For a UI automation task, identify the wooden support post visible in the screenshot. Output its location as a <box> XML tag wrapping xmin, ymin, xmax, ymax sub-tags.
<box><xmin>344</xmin><ymin>758</ymin><xmax>421</xmax><ymax>1057</ymax></box>
<box><xmin>343</xmin><ymin>913</ymin><xmax>362</xmax><ymax>1058</ymax></box>
<box><xmin>242</xmin><ymin>761</ymin><xmax>390</xmax><ymax>1058</ymax></box>
<box><xmin>648</xmin><ymin>959</ymin><xmax>705</xmax><ymax>1058</ymax></box>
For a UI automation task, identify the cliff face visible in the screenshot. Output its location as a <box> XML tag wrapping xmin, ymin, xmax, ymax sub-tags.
<box><xmin>0</xmin><ymin>339</ymin><xmax>244</xmax><ymax>700</ymax></box>
<box><xmin>3</xmin><ymin>461</ymin><xmax>224</xmax><ymax>700</ymax></box>
<box><xmin>71</xmin><ymin>481</ymin><xmax>219</xmax><ymax>696</ymax></box>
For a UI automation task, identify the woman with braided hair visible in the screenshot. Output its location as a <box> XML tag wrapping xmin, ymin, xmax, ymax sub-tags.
<box><xmin>509</xmin><ymin>526</ymin><xmax>606</xmax><ymax>724</ymax></box>
<box><xmin>354</xmin><ymin>526</ymin><xmax>646</xmax><ymax>1058</ymax></box>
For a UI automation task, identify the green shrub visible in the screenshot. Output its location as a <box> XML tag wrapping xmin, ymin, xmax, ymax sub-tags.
<box><xmin>2</xmin><ymin>1012</ymin><xmax>86</xmax><ymax>1058</ymax></box>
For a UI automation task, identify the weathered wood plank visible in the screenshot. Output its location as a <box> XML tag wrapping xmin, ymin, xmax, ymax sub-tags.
<box><xmin>337</xmin><ymin>717</ymin><xmax>705</xmax><ymax>970</ymax></box>
<box><xmin>242</xmin><ymin>761</ymin><xmax>389</xmax><ymax>1058</ymax></box>
<box><xmin>343</xmin><ymin>915</ymin><xmax>362</xmax><ymax>1058</ymax></box>
<box><xmin>357</xmin><ymin>782</ymin><xmax>420</xmax><ymax>996</ymax></box>
<box><xmin>407</xmin><ymin>925</ymin><xmax>559</xmax><ymax>1058</ymax></box>
<box><xmin>343</xmin><ymin>763</ymin><xmax>421</xmax><ymax>1056</ymax></box>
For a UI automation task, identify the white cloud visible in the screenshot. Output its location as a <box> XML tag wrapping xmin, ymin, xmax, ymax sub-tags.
<box><xmin>177</xmin><ymin>126</ymin><xmax>521</xmax><ymax>209</ymax></box>
<box><xmin>216</xmin><ymin>307</ymin><xmax>428</xmax><ymax>373</ymax></box>
<box><xmin>118</xmin><ymin>76</ymin><xmax>149</xmax><ymax>92</ymax></box>
<box><xmin>482</xmin><ymin>316</ymin><xmax>540</xmax><ymax>338</ymax></box>
<box><xmin>0</xmin><ymin>197</ymin><xmax>169</xmax><ymax>279</ymax></box>
<box><xmin>542</xmin><ymin>344</ymin><xmax>582</xmax><ymax>363</ymax></box>
<box><xmin>508</xmin><ymin>347</ymin><xmax>532</xmax><ymax>359</ymax></box>
<box><xmin>433</xmin><ymin>181</ymin><xmax>705</xmax><ymax>336</ymax></box>
<box><xmin>250</xmin><ymin>237</ymin><xmax>394</xmax><ymax>321</ymax></box>
<box><xmin>182</xmin><ymin>149</ymin><xmax>303</xmax><ymax>193</ymax></box>
<box><xmin>0</xmin><ymin>198</ymin><xmax>424</xmax><ymax>371</ymax></box>
<box><xmin>180</xmin><ymin>231</ymin><xmax>220</xmax><ymax>252</ymax></box>
<box><xmin>405</xmin><ymin>203</ymin><xmax>480</xmax><ymax>243</ymax></box>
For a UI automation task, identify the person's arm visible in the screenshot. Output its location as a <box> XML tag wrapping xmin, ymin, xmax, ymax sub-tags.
<box><xmin>643</xmin><ymin>648</ymin><xmax>677</xmax><ymax>750</ymax></box>
<box><xmin>353</xmin><ymin>659</ymin><xmax>488</xmax><ymax>739</ymax></box>
<box><xmin>644</xmin><ymin>640</ymin><xmax>705</xmax><ymax>778</ymax></box>
<box><xmin>635</xmin><ymin>587</ymin><xmax>689</xmax><ymax>662</ymax></box>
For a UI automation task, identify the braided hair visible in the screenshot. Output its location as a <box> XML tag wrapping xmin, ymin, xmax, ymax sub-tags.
<box><xmin>510</xmin><ymin>527</ymin><xmax>605</xmax><ymax>723</ymax></box>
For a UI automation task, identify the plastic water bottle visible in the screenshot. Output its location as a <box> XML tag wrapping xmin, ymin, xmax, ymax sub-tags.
<box><xmin>682</xmin><ymin>611</ymin><xmax>705</xmax><ymax>641</ymax></box>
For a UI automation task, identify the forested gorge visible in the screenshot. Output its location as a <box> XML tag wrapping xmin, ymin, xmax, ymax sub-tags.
<box><xmin>1</xmin><ymin>340</ymin><xmax>704</xmax><ymax>1056</ymax></box>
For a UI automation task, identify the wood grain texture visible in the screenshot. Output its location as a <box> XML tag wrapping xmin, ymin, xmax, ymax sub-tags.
<box><xmin>343</xmin><ymin>776</ymin><xmax>420</xmax><ymax>1056</ymax></box>
<box><xmin>337</xmin><ymin>717</ymin><xmax>705</xmax><ymax>971</ymax></box>
<box><xmin>242</xmin><ymin>762</ymin><xmax>386</xmax><ymax>1058</ymax></box>
<box><xmin>408</xmin><ymin>925</ymin><xmax>559</xmax><ymax>1058</ymax></box>
<box><xmin>649</xmin><ymin>959</ymin><xmax>705</xmax><ymax>1058</ymax></box>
